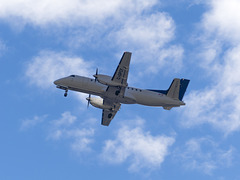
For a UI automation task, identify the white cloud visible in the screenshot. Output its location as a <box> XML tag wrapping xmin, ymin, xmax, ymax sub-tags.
<box><xmin>25</xmin><ymin>50</ymin><xmax>93</xmax><ymax>88</ymax></box>
<box><xmin>48</xmin><ymin>111</ymin><xmax>95</xmax><ymax>152</ymax></box>
<box><xmin>101</xmin><ymin>118</ymin><xmax>175</xmax><ymax>172</ymax></box>
<box><xmin>20</xmin><ymin>115</ymin><xmax>47</xmax><ymax>131</ymax></box>
<box><xmin>176</xmin><ymin>137</ymin><xmax>234</xmax><ymax>174</ymax></box>
<box><xmin>50</xmin><ymin>128</ymin><xmax>95</xmax><ymax>152</ymax></box>
<box><xmin>183</xmin><ymin>45</ymin><xmax>240</xmax><ymax>135</ymax></box>
<box><xmin>191</xmin><ymin>0</ymin><xmax>240</xmax><ymax>68</ymax></box>
<box><xmin>51</xmin><ymin>111</ymin><xmax>77</xmax><ymax>127</ymax></box>
<box><xmin>111</xmin><ymin>12</ymin><xmax>184</xmax><ymax>74</ymax></box>
<box><xmin>0</xmin><ymin>0</ymin><xmax>157</xmax><ymax>26</ymax></box>
<box><xmin>15</xmin><ymin>0</ymin><xmax>183</xmax><ymax>76</ymax></box>
<box><xmin>202</xmin><ymin>0</ymin><xmax>240</xmax><ymax>44</ymax></box>
<box><xmin>68</xmin><ymin>12</ymin><xmax>183</xmax><ymax>75</ymax></box>
<box><xmin>71</xmin><ymin>134</ymin><xmax>94</xmax><ymax>153</ymax></box>
<box><xmin>25</xmin><ymin>50</ymin><xmax>94</xmax><ymax>104</ymax></box>
<box><xmin>181</xmin><ymin>0</ymin><xmax>240</xmax><ymax>134</ymax></box>
<box><xmin>113</xmin><ymin>13</ymin><xmax>175</xmax><ymax>50</ymax></box>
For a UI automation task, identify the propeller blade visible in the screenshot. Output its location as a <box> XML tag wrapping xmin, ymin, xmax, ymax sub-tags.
<box><xmin>86</xmin><ymin>94</ymin><xmax>91</xmax><ymax>108</ymax></box>
<box><xmin>94</xmin><ymin>68</ymin><xmax>98</xmax><ymax>82</ymax></box>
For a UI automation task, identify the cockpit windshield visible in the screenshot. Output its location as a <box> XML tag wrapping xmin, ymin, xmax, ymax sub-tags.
<box><xmin>70</xmin><ymin>75</ymin><xmax>75</xmax><ymax>77</ymax></box>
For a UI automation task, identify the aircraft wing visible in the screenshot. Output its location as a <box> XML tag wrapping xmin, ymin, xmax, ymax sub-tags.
<box><xmin>101</xmin><ymin>101</ymin><xmax>121</xmax><ymax>126</ymax></box>
<box><xmin>104</xmin><ymin>52</ymin><xmax>132</xmax><ymax>99</ymax></box>
<box><xmin>112</xmin><ymin>52</ymin><xmax>131</xmax><ymax>86</ymax></box>
<box><xmin>101</xmin><ymin>52</ymin><xmax>131</xmax><ymax>126</ymax></box>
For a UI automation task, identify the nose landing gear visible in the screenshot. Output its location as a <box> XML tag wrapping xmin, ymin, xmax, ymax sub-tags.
<box><xmin>64</xmin><ymin>89</ymin><xmax>68</xmax><ymax>97</ymax></box>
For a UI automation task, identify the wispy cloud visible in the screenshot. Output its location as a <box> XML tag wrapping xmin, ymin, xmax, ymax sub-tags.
<box><xmin>20</xmin><ymin>115</ymin><xmax>47</xmax><ymax>131</ymax></box>
<box><xmin>21</xmin><ymin>113</ymin><xmax>176</xmax><ymax>173</ymax></box>
<box><xmin>202</xmin><ymin>0</ymin><xmax>240</xmax><ymax>44</ymax></box>
<box><xmin>51</xmin><ymin>111</ymin><xmax>77</xmax><ymax>127</ymax></box>
<box><xmin>112</xmin><ymin>13</ymin><xmax>175</xmax><ymax>50</ymax></box>
<box><xmin>25</xmin><ymin>50</ymin><xmax>93</xmax><ymax>89</ymax></box>
<box><xmin>48</xmin><ymin>111</ymin><xmax>96</xmax><ymax>153</ymax></box>
<box><xmin>110</xmin><ymin>12</ymin><xmax>184</xmax><ymax>74</ymax></box>
<box><xmin>11</xmin><ymin>0</ymin><xmax>183</xmax><ymax>76</ymax></box>
<box><xmin>101</xmin><ymin>118</ymin><xmax>175</xmax><ymax>172</ymax></box>
<box><xmin>175</xmin><ymin>137</ymin><xmax>235</xmax><ymax>175</ymax></box>
<box><xmin>0</xmin><ymin>0</ymin><xmax>158</xmax><ymax>27</ymax></box>
<box><xmin>25</xmin><ymin>50</ymin><xmax>93</xmax><ymax>103</ymax></box>
<box><xmin>0</xmin><ymin>39</ymin><xmax>7</xmax><ymax>57</ymax></box>
<box><xmin>181</xmin><ymin>0</ymin><xmax>240</xmax><ymax>135</ymax></box>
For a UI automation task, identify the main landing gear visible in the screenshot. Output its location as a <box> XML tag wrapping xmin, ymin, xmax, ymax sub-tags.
<box><xmin>115</xmin><ymin>90</ymin><xmax>120</xmax><ymax>96</ymax></box>
<box><xmin>64</xmin><ymin>89</ymin><xmax>68</xmax><ymax>97</ymax></box>
<box><xmin>115</xmin><ymin>87</ymin><xmax>121</xmax><ymax>96</ymax></box>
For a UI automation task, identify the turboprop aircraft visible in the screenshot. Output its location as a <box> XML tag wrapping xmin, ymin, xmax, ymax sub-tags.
<box><xmin>54</xmin><ymin>52</ymin><xmax>190</xmax><ymax>126</ymax></box>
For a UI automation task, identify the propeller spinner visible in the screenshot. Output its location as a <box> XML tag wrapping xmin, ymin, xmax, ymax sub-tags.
<box><xmin>86</xmin><ymin>94</ymin><xmax>91</xmax><ymax>108</ymax></box>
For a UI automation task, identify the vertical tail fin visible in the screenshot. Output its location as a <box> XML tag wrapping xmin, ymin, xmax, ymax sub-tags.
<box><xmin>166</xmin><ymin>78</ymin><xmax>180</xmax><ymax>100</ymax></box>
<box><xmin>166</xmin><ymin>78</ymin><xmax>190</xmax><ymax>101</ymax></box>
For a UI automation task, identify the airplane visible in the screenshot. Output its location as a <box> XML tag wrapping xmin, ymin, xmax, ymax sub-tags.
<box><xmin>54</xmin><ymin>52</ymin><xmax>190</xmax><ymax>126</ymax></box>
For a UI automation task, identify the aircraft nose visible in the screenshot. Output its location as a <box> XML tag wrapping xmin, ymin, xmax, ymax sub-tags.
<box><xmin>54</xmin><ymin>77</ymin><xmax>70</xmax><ymax>85</ymax></box>
<box><xmin>54</xmin><ymin>79</ymin><xmax>61</xmax><ymax>85</ymax></box>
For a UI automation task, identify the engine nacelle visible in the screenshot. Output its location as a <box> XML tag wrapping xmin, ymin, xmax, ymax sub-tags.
<box><xmin>94</xmin><ymin>74</ymin><xmax>127</xmax><ymax>87</ymax></box>
<box><xmin>88</xmin><ymin>97</ymin><xmax>112</xmax><ymax>110</ymax></box>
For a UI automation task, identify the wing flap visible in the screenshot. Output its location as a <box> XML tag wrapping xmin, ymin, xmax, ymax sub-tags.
<box><xmin>101</xmin><ymin>101</ymin><xmax>120</xmax><ymax>126</ymax></box>
<box><xmin>101</xmin><ymin>109</ymin><xmax>117</xmax><ymax>126</ymax></box>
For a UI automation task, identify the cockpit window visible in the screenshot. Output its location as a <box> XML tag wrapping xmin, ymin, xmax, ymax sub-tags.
<box><xmin>70</xmin><ymin>75</ymin><xmax>75</xmax><ymax>77</ymax></box>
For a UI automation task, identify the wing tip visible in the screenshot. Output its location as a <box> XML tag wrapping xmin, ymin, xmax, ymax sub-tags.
<box><xmin>124</xmin><ymin>51</ymin><xmax>132</xmax><ymax>55</ymax></box>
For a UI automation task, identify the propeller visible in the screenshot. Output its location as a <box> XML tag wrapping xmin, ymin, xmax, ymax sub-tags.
<box><xmin>93</xmin><ymin>68</ymin><xmax>98</xmax><ymax>82</ymax></box>
<box><xmin>86</xmin><ymin>94</ymin><xmax>91</xmax><ymax>108</ymax></box>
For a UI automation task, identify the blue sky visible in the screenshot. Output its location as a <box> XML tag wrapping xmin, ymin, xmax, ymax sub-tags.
<box><xmin>1</xmin><ymin>0</ymin><xmax>240</xmax><ymax>179</ymax></box>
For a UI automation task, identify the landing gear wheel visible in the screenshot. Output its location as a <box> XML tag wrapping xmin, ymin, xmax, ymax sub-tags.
<box><xmin>115</xmin><ymin>90</ymin><xmax>120</xmax><ymax>96</ymax></box>
<box><xmin>64</xmin><ymin>89</ymin><xmax>68</xmax><ymax>97</ymax></box>
<box><xmin>108</xmin><ymin>113</ymin><xmax>113</xmax><ymax>119</ymax></box>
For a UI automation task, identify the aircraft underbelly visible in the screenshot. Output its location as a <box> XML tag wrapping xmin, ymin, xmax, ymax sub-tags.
<box><xmin>137</xmin><ymin>96</ymin><xmax>167</xmax><ymax>106</ymax></box>
<box><xmin>138</xmin><ymin>97</ymin><xmax>177</xmax><ymax>106</ymax></box>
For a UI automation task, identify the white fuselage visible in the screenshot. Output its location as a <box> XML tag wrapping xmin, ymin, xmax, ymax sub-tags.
<box><xmin>54</xmin><ymin>75</ymin><xmax>184</xmax><ymax>107</ymax></box>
